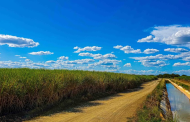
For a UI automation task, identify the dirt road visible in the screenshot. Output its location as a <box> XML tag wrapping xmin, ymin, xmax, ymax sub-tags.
<box><xmin>26</xmin><ymin>79</ymin><xmax>159</xmax><ymax>122</ymax></box>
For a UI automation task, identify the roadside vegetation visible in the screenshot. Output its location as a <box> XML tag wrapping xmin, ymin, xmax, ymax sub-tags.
<box><xmin>130</xmin><ymin>79</ymin><xmax>173</xmax><ymax>122</ymax></box>
<box><xmin>0</xmin><ymin>68</ymin><xmax>157</xmax><ymax>117</ymax></box>
<box><xmin>174</xmin><ymin>76</ymin><xmax>190</xmax><ymax>83</ymax></box>
<box><xmin>172</xmin><ymin>78</ymin><xmax>190</xmax><ymax>92</ymax></box>
<box><xmin>157</xmin><ymin>74</ymin><xmax>180</xmax><ymax>78</ymax></box>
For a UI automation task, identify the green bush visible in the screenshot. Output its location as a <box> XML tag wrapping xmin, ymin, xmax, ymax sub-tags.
<box><xmin>171</xmin><ymin>79</ymin><xmax>190</xmax><ymax>91</ymax></box>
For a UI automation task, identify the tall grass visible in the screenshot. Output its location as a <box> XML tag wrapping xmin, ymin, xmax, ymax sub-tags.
<box><xmin>174</xmin><ymin>76</ymin><xmax>190</xmax><ymax>91</ymax></box>
<box><xmin>0</xmin><ymin>68</ymin><xmax>157</xmax><ymax>115</ymax></box>
<box><xmin>171</xmin><ymin>79</ymin><xmax>190</xmax><ymax>91</ymax></box>
<box><xmin>174</xmin><ymin>76</ymin><xmax>190</xmax><ymax>82</ymax></box>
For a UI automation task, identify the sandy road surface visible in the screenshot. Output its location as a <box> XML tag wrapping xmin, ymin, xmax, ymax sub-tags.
<box><xmin>26</xmin><ymin>80</ymin><xmax>159</xmax><ymax>122</ymax></box>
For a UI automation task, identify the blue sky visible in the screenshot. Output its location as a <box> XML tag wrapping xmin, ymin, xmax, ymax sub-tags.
<box><xmin>1</xmin><ymin>0</ymin><xmax>190</xmax><ymax>75</ymax></box>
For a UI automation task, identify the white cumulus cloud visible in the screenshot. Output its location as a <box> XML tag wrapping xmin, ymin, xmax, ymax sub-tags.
<box><xmin>113</xmin><ymin>45</ymin><xmax>141</xmax><ymax>54</ymax></box>
<box><xmin>121</xmin><ymin>69</ymin><xmax>167</xmax><ymax>75</ymax></box>
<box><xmin>173</xmin><ymin>62</ymin><xmax>190</xmax><ymax>66</ymax></box>
<box><xmin>58</xmin><ymin>56</ymin><xmax>69</xmax><ymax>60</ymax></box>
<box><xmin>29</xmin><ymin>51</ymin><xmax>54</xmax><ymax>55</ymax></box>
<box><xmin>130</xmin><ymin>54</ymin><xmax>176</xmax><ymax>61</ymax></box>
<box><xmin>74</xmin><ymin>46</ymin><xmax>102</xmax><ymax>53</ymax></box>
<box><xmin>65</xmin><ymin>59</ymin><xmax>95</xmax><ymax>64</ymax></box>
<box><xmin>141</xmin><ymin>60</ymin><xmax>168</xmax><ymax>67</ymax></box>
<box><xmin>138</xmin><ymin>35</ymin><xmax>154</xmax><ymax>43</ymax></box>
<box><xmin>0</xmin><ymin>34</ymin><xmax>39</xmax><ymax>47</ymax></box>
<box><xmin>46</xmin><ymin>60</ymin><xmax>56</xmax><ymax>63</ymax></box>
<box><xmin>173</xmin><ymin>69</ymin><xmax>190</xmax><ymax>75</ymax></box>
<box><xmin>94</xmin><ymin>53</ymin><xmax>116</xmax><ymax>60</ymax></box>
<box><xmin>124</xmin><ymin>63</ymin><xmax>131</xmax><ymax>67</ymax></box>
<box><xmin>73</xmin><ymin>46</ymin><xmax>79</xmax><ymax>49</ymax></box>
<box><xmin>143</xmin><ymin>48</ymin><xmax>159</xmax><ymax>54</ymax></box>
<box><xmin>19</xmin><ymin>57</ymin><xmax>27</xmax><ymax>58</ymax></box>
<box><xmin>183</xmin><ymin>57</ymin><xmax>190</xmax><ymax>61</ymax></box>
<box><xmin>164</xmin><ymin>48</ymin><xmax>188</xmax><ymax>53</ymax></box>
<box><xmin>113</xmin><ymin>45</ymin><xmax>123</xmax><ymax>49</ymax></box>
<box><xmin>138</xmin><ymin>25</ymin><xmax>190</xmax><ymax>48</ymax></box>
<box><xmin>79</xmin><ymin>52</ymin><xmax>116</xmax><ymax>60</ymax></box>
<box><xmin>89</xmin><ymin>59</ymin><xmax>121</xmax><ymax>68</ymax></box>
<box><xmin>130</xmin><ymin>52</ymin><xmax>190</xmax><ymax>66</ymax></box>
<box><xmin>25</xmin><ymin>59</ymin><xmax>31</xmax><ymax>62</ymax></box>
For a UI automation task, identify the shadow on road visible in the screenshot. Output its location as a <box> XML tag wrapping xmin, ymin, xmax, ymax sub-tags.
<box><xmin>0</xmin><ymin>83</ymin><xmax>146</xmax><ymax>122</ymax></box>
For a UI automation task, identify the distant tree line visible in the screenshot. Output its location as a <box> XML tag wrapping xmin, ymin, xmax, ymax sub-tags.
<box><xmin>157</xmin><ymin>73</ymin><xmax>184</xmax><ymax>78</ymax></box>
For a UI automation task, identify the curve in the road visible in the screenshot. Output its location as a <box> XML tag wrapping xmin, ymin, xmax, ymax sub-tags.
<box><xmin>26</xmin><ymin>79</ymin><xmax>159</xmax><ymax>122</ymax></box>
